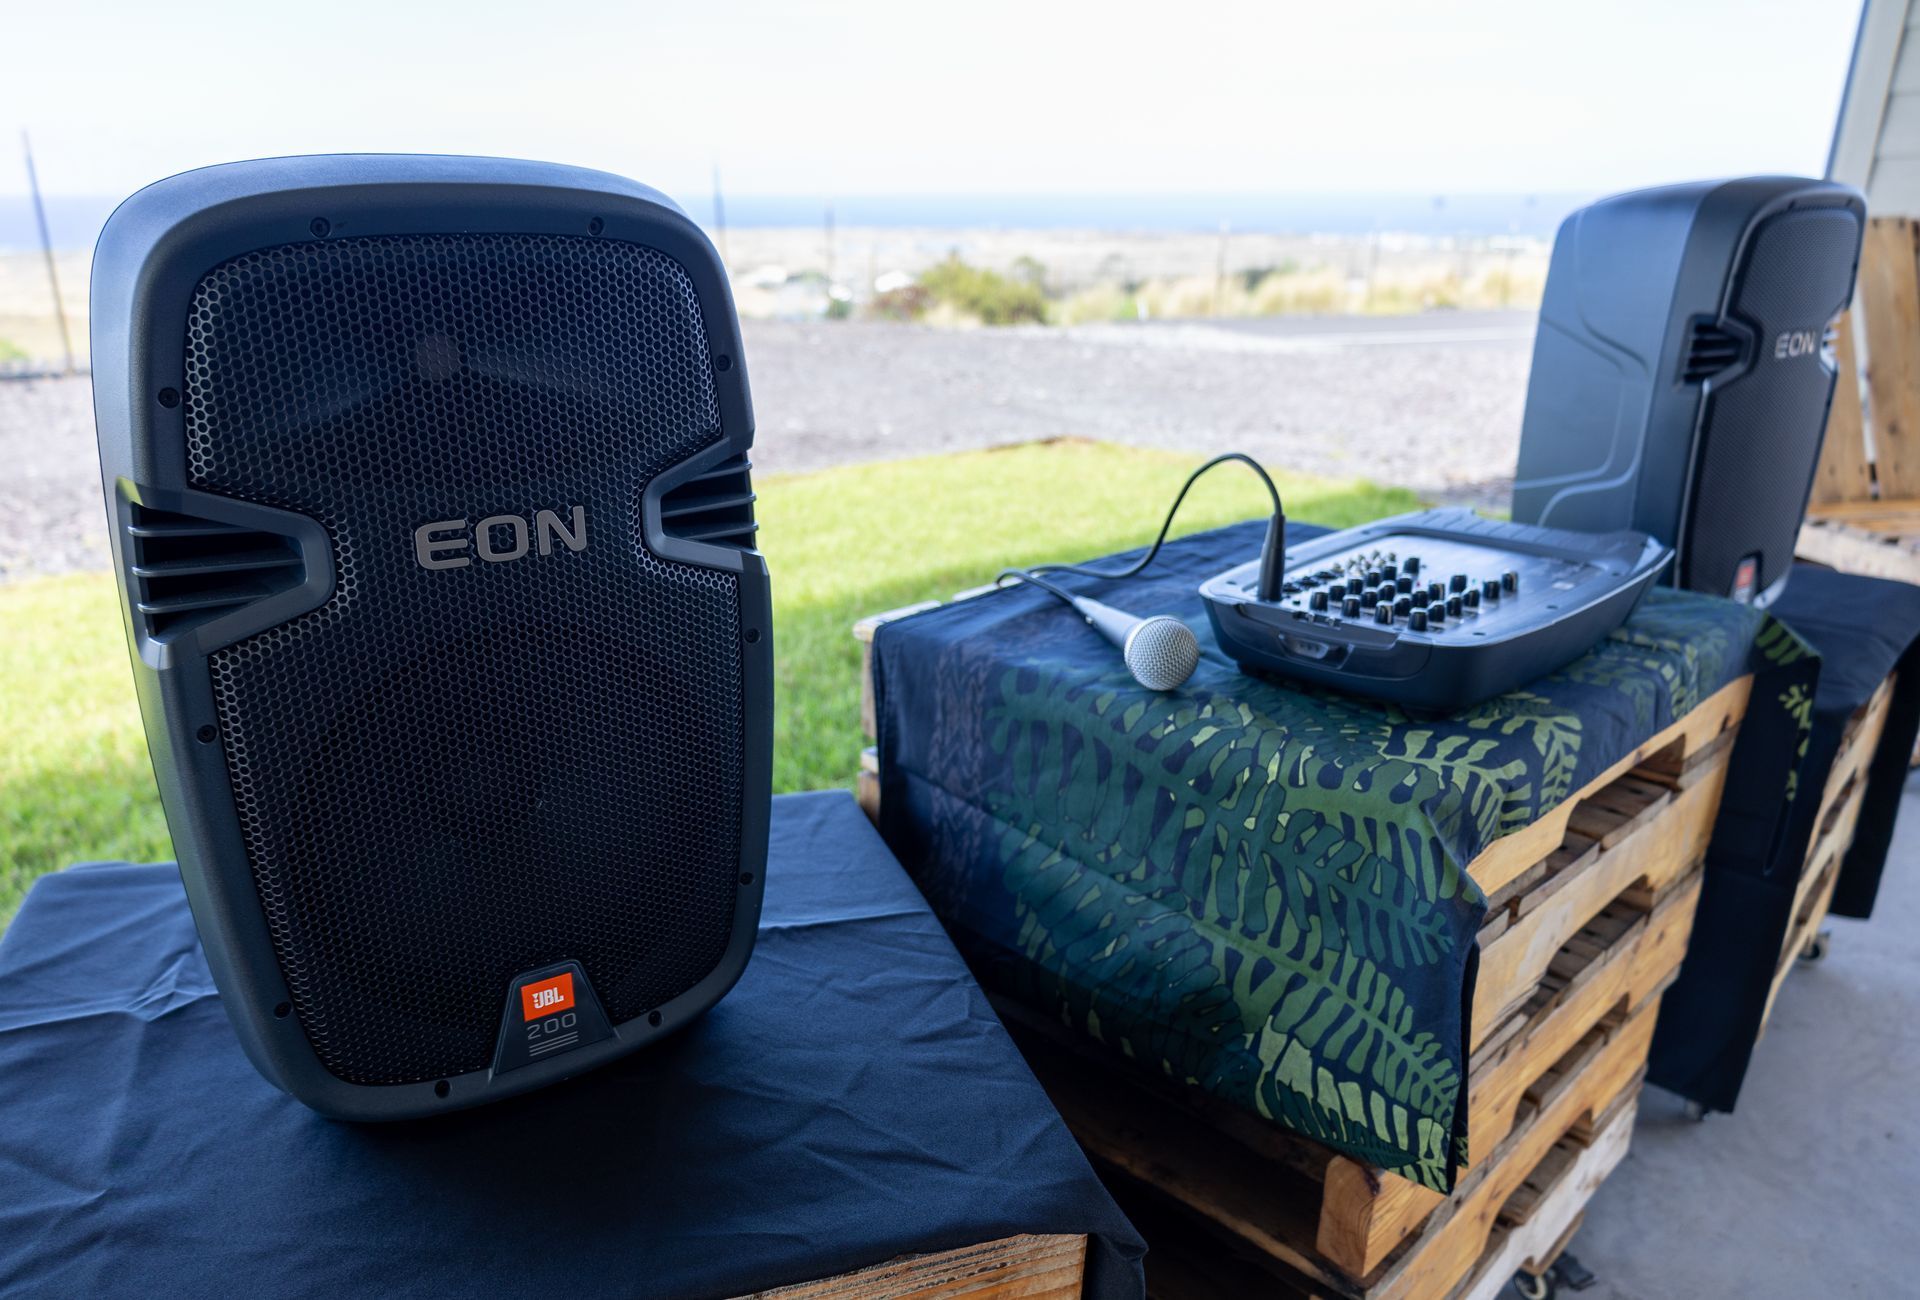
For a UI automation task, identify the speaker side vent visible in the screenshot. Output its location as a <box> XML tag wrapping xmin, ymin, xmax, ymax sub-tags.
<box><xmin>1682</xmin><ymin>321</ymin><xmax>1742</xmax><ymax>383</ymax></box>
<box><xmin>126</xmin><ymin>503</ymin><xmax>306</xmax><ymax>638</ymax></box>
<box><xmin>659</xmin><ymin>454</ymin><xmax>759</xmax><ymax>550</ymax></box>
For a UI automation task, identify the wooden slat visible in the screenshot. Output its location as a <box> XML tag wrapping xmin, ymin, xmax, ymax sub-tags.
<box><xmin>854</xmin><ymin>600</ymin><xmax>943</xmax><ymax>740</ymax></box>
<box><xmin>1462</xmin><ymin>676</ymin><xmax>1750</xmax><ymax>900</ymax></box>
<box><xmin>1357</xmin><ymin>1016</ymin><xmax>1657</xmax><ymax>1300</ymax></box>
<box><xmin>1804</xmin><ymin>495</ymin><xmax>1920</xmax><ymax>523</ymax></box>
<box><xmin>1315</xmin><ymin>870</ymin><xmax>1700</xmax><ymax>1278</ymax></box>
<box><xmin>1860</xmin><ymin>219</ymin><xmax>1920</xmax><ymax>500</ymax></box>
<box><xmin>1453</xmin><ymin>1100</ymin><xmax>1637</xmax><ymax>1300</ymax></box>
<box><xmin>858</xmin><ymin>747</ymin><xmax>881</xmax><ymax>821</ymax></box>
<box><xmin>1469</xmin><ymin>754</ymin><xmax>1725</xmax><ymax>1051</ymax></box>
<box><xmin>1810</xmin><ymin>309</ymin><xmax>1873</xmax><ymax>507</ymax></box>
<box><xmin>751</xmin><ymin>1234</ymin><xmax>1087</xmax><ymax>1300</ymax></box>
<box><xmin>1796</xmin><ymin>515</ymin><xmax>1920</xmax><ymax>579</ymax></box>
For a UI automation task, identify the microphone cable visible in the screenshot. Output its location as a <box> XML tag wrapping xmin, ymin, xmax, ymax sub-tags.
<box><xmin>996</xmin><ymin>451</ymin><xmax>1286</xmax><ymax>600</ymax></box>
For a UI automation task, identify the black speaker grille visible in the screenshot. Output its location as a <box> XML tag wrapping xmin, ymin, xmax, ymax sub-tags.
<box><xmin>184</xmin><ymin>233</ymin><xmax>746</xmax><ymax>1086</ymax></box>
<box><xmin>1687</xmin><ymin>207</ymin><xmax>1860</xmax><ymax>597</ymax></box>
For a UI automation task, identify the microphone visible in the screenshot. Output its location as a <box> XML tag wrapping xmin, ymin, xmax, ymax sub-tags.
<box><xmin>1071</xmin><ymin>597</ymin><xmax>1202</xmax><ymax>691</ymax></box>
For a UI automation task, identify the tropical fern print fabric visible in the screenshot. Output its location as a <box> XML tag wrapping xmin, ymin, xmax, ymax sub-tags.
<box><xmin>872</xmin><ymin>521</ymin><xmax>1814</xmax><ymax>1193</ymax></box>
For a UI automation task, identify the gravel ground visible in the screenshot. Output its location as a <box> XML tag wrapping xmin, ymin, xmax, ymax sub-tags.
<box><xmin>0</xmin><ymin>311</ymin><xmax>1531</xmax><ymax>581</ymax></box>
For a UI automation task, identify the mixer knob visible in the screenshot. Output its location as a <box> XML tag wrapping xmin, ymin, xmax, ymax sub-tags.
<box><xmin>1483</xmin><ymin>579</ymin><xmax>1501</xmax><ymax>601</ymax></box>
<box><xmin>1394</xmin><ymin>596</ymin><xmax>1412</xmax><ymax>617</ymax></box>
<box><xmin>1428</xmin><ymin>607</ymin><xmax>1444</xmax><ymax>627</ymax></box>
<box><xmin>1342</xmin><ymin>596</ymin><xmax>1361</xmax><ymax>618</ymax></box>
<box><xmin>1408</xmin><ymin>609</ymin><xmax>1429</xmax><ymax>632</ymax></box>
<box><xmin>1374</xmin><ymin>602</ymin><xmax>1394</xmax><ymax>625</ymax></box>
<box><xmin>1309</xmin><ymin>591</ymin><xmax>1328</xmax><ymax>611</ymax></box>
<box><xmin>1502</xmin><ymin>570</ymin><xmax>1519</xmax><ymax>593</ymax></box>
<box><xmin>1396</xmin><ymin>575</ymin><xmax>1413</xmax><ymax>594</ymax></box>
<box><xmin>1427</xmin><ymin>581</ymin><xmax>1445</xmax><ymax>603</ymax></box>
<box><xmin>1447</xmin><ymin>595</ymin><xmax>1463</xmax><ymax>618</ymax></box>
<box><xmin>1412</xmin><ymin>589</ymin><xmax>1430</xmax><ymax>608</ymax></box>
<box><xmin>1381</xmin><ymin>564</ymin><xmax>1398</xmax><ymax>583</ymax></box>
<box><xmin>1378</xmin><ymin>583</ymin><xmax>1398</xmax><ymax>605</ymax></box>
<box><xmin>1449</xmin><ymin>573</ymin><xmax>1468</xmax><ymax>593</ymax></box>
<box><xmin>1360</xmin><ymin>588</ymin><xmax>1379</xmax><ymax>608</ymax></box>
<box><xmin>1405</xmin><ymin>557</ymin><xmax>1422</xmax><ymax>576</ymax></box>
<box><xmin>1464</xmin><ymin>588</ymin><xmax>1480</xmax><ymax>608</ymax></box>
<box><xmin>1365</xmin><ymin>568</ymin><xmax>1382</xmax><ymax>586</ymax></box>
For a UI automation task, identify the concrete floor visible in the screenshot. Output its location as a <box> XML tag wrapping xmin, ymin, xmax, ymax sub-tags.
<box><xmin>1568</xmin><ymin>774</ymin><xmax>1920</xmax><ymax>1297</ymax></box>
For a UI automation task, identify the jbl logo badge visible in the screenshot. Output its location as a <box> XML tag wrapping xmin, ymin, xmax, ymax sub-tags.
<box><xmin>520</xmin><ymin>972</ymin><xmax>575</xmax><ymax>1020</ymax></box>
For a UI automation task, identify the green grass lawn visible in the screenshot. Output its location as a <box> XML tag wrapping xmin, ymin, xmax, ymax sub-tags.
<box><xmin>0</xmin><ymin>440</ymin><xmax>1417</xmax><ymax>925</ymax></box>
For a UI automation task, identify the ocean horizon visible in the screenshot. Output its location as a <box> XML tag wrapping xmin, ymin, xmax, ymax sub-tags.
<box><xmin>0</xmin><ymin>189</ymin><xmax>1594</xmax><ymax>254</ymax></box>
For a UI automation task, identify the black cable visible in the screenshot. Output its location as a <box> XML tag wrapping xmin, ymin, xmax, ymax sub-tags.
<box><xmin>996</xmin><ymin>564</ymin><xmax>1079</xmax><ymax>606</ymax></box>
<box><xmin>996</xmin><ymin>452</ymin><xmax>1286</xmax><ymax>605</ymax></box>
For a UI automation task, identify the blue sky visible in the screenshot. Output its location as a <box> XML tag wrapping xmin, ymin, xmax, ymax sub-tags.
<box><xmin>0</xmin><ymin>0</ymin><xmax>1864</xmax><ymax>202</ymax></box>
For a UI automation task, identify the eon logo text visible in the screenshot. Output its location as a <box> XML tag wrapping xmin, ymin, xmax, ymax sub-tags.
<box><xmin>1774</xmin><ymin>330</ymin><xmax>1819</xmax><ymax>361</ymax></box>
<box><xmin>414</xmin><ymin>507</ymin><xmax>587</xmax><ymax>570</ymax></box>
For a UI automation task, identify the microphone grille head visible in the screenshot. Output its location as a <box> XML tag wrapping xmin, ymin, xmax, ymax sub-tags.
<box><xmin>1123</xmin><ymin>616</ymin><xmax>1202</xmax><ymax>691</ymax></box>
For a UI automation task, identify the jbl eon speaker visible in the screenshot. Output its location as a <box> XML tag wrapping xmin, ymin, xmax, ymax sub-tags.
<box><xmin>1511</xmin><ymin>177</ymin><xmax>1865</xmax><ymax>607</ymax></box>
<box><xmin>91</xmin><ymin>155</ymin><xmax>773</xmax><ymax>1118</ymax></box>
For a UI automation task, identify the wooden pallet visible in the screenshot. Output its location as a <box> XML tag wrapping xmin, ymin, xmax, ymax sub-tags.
<box><xmin>987</xmin><ymin>735</ymin><xmax>1723</xmax><ymax>1296</ymax></box>
<box><xmin>853</xmin><ymin>602</ymin><xmax>1748</xmax><ymax>1296</ymax></box>
<box><xmin>1800</xmin><ymin>217</ymin><xmax>1920</xmax><ymax>587</ymax></box>
<box><xmin>1757</xmin><ymin>672</ymin><xmax>1898</xmax><ymax>1037</ymax></box>
<box><xmin>1131</xmin><ymin>1095</ymin><xmax>1640</xmax><ymax>1300</ymax></box>
<box><xmin>1007</xmin><ymin>991</ymin><xmax>1657</xmax><ymax>1300</ymax></box>
<box><xmin>748</xmin><ymin>1234</ymin><xmax>1087</xmax><ymax>1300</ymax></box>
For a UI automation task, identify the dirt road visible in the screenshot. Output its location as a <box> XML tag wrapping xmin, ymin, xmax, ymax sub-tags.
<box><xmin>0</xmin><ymin>311</ymin><xmax>1531</xmax><ymax>580</ymax></box>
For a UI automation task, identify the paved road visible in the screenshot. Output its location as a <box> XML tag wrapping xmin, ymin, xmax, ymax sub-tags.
<box><xmin>1575</xmin><ymin>775</ymin><xmax>1920</xmax><ymax>1299</ymax></box>
<box><xmin>0</xmin><ymin>310</ymin><xmax>1534</xmax><ymax>580</ymax></box>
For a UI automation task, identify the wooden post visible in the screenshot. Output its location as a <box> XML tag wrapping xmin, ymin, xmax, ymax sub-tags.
<box><xmin>1859</xmin><ymin>218</ymin><xmax>1920</xmax><ymax>499</ymax></box>
<box><xmin>1810</xmin><ymin>308</ymin><xmax>1872</xmax><ymax>506</ymax></box>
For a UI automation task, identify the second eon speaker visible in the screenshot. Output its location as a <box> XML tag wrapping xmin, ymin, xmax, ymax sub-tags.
<box><xmin>1511</xmin><ymin>176</ymin><xmax>1865</xmax><ymax>606</ymax></box>
<box><xmin>92</xmin><ymin>155</ymin><xmax>772</xmax><ymax>1118</ymax></box>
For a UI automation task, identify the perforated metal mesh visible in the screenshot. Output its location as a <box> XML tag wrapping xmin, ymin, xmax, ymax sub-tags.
<box><xmin>1690</xmin><ymin>207</ymin><xmax>1861</xmax><ymax>596</ymax></box>
<box><xmin>185</xmin><ymin>233</ymin><xmax>746</xmax><ymax>1086</ymax></box>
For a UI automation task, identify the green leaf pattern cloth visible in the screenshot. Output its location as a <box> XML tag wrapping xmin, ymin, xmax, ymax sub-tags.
<box><xmin>872</xmin><ymin>522</ymin><xmax>1814</xmax><ymax>1192</ymax></box>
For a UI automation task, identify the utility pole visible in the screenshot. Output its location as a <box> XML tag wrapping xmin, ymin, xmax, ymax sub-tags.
<box><xmin>22</xmin><ymin>131</ymin><xmax>75</xmax><ymax>375</ymax></box>
<box><xmin>1214</xmin><ymin>219</ymin><xmax>1231</xmax><ymax>317</ymax></box>
<box><xmin>711</xmin><ymin>164</ymin><xmax>729</xmax><ymax>268</ymax></box>
<box><xmin>823</xmin><ymin>202</ymin><xmax>836</xmax><ymax>287</ymax></box>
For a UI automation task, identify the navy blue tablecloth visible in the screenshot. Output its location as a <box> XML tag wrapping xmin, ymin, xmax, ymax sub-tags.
<box><xmin>0</xmin><ymin>792</ymin><xmax>1145</xmax><ymax>1300</ymax></box>
<box><xmin>1651</xmin><ymin>563</ymin><xmax>1920</xmax><ymax>1111</ymax></box>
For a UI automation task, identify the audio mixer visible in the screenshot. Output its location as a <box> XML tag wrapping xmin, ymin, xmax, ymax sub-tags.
<box><xmin>1199</xmin><ymin>508</ymin><xmax>1672</xmax><ymax>711</ymax></box>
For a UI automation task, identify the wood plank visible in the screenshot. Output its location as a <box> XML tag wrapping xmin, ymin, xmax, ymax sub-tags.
<box><xmin>1453</xmin><ymin>1100</ymin><xmax>1637</xmax><ymax>1300</ymax></box>
<box><xmin>858</xmin><ymin>747</ymin><xmax>881</xmax><ymax>821</ymax></box>
<box><xmin>1810</xmin><ymin>309</ymin><xmax>1873</xmax><ymax>507</ymax></box>
<box><xmin>1315</xmin><ymin>873</ymin><xmax>1697</xmax><ymax>1278</ymax></box>
<box><xmin>751</xmin><ymin>1234</ymin><xmax>1087</xmax><ymax>1300</ymax></box>
<box><xmin>1804</xmin><ymin>495</ymin><xmax>1920</xmax><ymax>522</ymax></box>
<box><xmin>854</xmin><ymin>600</ymin><xmax>943</xmax><ymax>741</ymax></box>
<box><xmin>1796</xmin><ymin>516</ymin><xmax>1920</xmax><ymax>579</ymax></box>
<box><xmin>1012</xmin><ymin>1024</ymin><xmax>1350</xmax><ymax>1296</ymax></box>
<box><xmin>1360</xmin><ymin>1013</ymin><xmax>1658</xmax><ymax>1300</ymax></box>
<box><xmin>1860</xmin><ymin>219</ymin><xmax>1920</xmax><ymax>500</ymax></box>
<box><xmin>1464</xmin><ymin>677</ymin><xmax>1750</xmax><ymax>900</ymax></box>
<box><xmin>1470</xmin><ymin>760</ymin><xmax>1725</xmax><ymax>1051</ymax></box>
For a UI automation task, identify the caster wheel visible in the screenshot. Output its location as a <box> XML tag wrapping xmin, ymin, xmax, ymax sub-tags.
<box><xmin>1800</xmin><ymin>929</ymin><xmax>1833</xmax><ymax>962</ymax></box>
<box><xmin>1513</xmin><ymin>1272</ymin><xmax>1553</xmax><ymax>1300</ymax></box>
